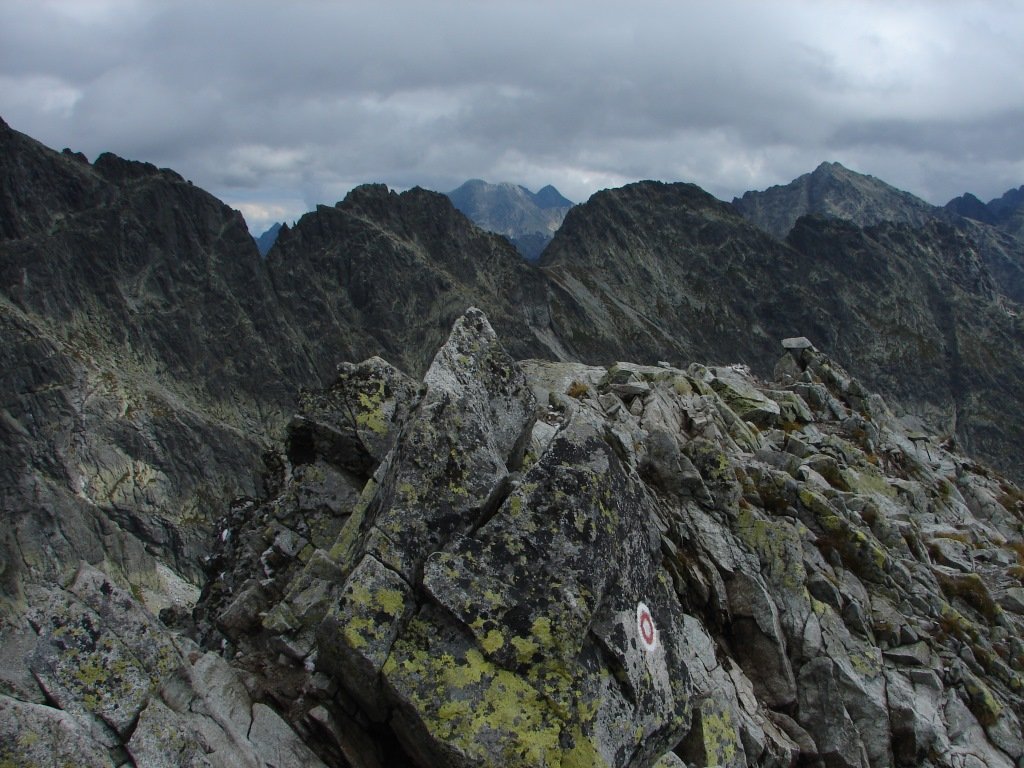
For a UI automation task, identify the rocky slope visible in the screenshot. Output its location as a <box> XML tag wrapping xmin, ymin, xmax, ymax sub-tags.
<box><xmin>15</xmin><ymin>309</ymin><xmax>1024</xmax><ymax>766</ymax></box>
<box><xmin>447</xmin><ymin>179</ymin><xmax>574</xmax><ymax>260</ymax></box>
<box><xmin>736</xmin><ymin>164</ymin><xmax>1024</xmax><ymax>307</ymax></box>
<box><xmin>540</xmin><ymin>180</ymin><xmax>1024</xmax><ymax>482</ymax></box>
<box><xmin>4</xmin><ymin>117</ymin><xmax>1024</xmax><ymax>766</ymax></box>
<box><xmin>0</xmin><ymin>116</ymin><xmax>323</xmax><ymax>616</ymax></box>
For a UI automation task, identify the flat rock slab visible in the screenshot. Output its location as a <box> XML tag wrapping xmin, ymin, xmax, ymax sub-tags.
<box><xmin>782</xmin><ymin>337</ymin><xmax>814</xmax><ymax>350</ymax></box>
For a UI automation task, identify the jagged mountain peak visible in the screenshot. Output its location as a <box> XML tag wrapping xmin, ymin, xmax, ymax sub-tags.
<box><xmin>988</xmin><ymin>184</ymin><xmax>1024</xmax><ymax>214</ymax></box>
<box><xmin>254</xmin><ymin>222</ymin><xmax>283</xmax><ymax>256</ymax></box>
<box><xmin>734</xmin><ymin>161</ymin><xmax>938</xmax><ymax>239</ymax></box>
<box><xmin>944</xmin><ymin>191</ymin><xmax>996</xmax><ymax>224</ymax></box>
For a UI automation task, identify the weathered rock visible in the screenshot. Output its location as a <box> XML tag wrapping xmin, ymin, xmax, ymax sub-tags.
<box><xmin>197</xmin><ymin>311</ymin><xmax>1024</xmax><ymax>767</ymax></box>
<box><xmin>0</xmin><ymin>693</ymin><xmax>115</xmax><ymax>767</ymax></box>
<box><xmin>9</xmin><ymin>280</ymin><xmax>1024</xmax><ymax>768</ymax></box>
<box><xmin>290</xmin><ymin>356</ymin><xmax>421</xmax><ymax>477</ymax></box>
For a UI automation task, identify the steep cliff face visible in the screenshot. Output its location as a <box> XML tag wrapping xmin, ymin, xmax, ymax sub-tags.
<box><xmin>0</xmin><ymin>120</ymin><xmax>322</xmax><ymax>615</ymax></box>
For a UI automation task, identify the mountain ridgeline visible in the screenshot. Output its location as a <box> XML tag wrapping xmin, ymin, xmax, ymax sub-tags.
<box><xmin>4</xmin><ymin>114</ymin><xmax>1024</xmax><ymax>766</ymax></box>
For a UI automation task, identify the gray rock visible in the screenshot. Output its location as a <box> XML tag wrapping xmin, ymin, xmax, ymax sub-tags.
<box><xmin>999</xmin><ymin>586</ymin><xmax>1024</xmax><ymax>614</ymax></box>
<box><xmin>797</xmin><ymin>657</ymin><xmax>870</xmax><ymax>768</ymax></box>
<box><xmin>126</xmin><ymin>696</ymin><xmax>216</xmax><ymax>768</ymax></box>
<box><xmin>782</xmin><ymin>336</ymin><xmax>815</xmax><ymax>351</ymax></box>
<box><xmin>885</xmin><ymin>668</ymin><xmax>948</xmax><ymax>765</ymax></box>
<box><xmin>249</xmin><ymin>703</ymin><xmax>328</xmax><ymax>767</ymax></box>
<box><xmin>316</xmin><ymin>555</ymin><xmax>413</xmax><ymax>721</ymax></box>
<box><xmin>726</xmin><ymin>571</ymin><xmax>797</xmax><ymax>707</ymax></box>
<box><xmin>0</xmin><ymin>692</ymin><xmax>115</xmax><ymax>767</ymax></box>
<box><xmin>28</xmin><ymin>584</ymin><xmax>163</xmax><ymax>738</ymax></box>
<box><xmin>883</xmin><ymin>641</ymin><xmax>932</xmax><ymax>667</ymax></box>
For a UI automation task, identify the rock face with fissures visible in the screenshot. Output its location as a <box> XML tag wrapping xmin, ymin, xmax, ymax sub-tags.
<box><xmin>196</xmin><ymin>308</ymin><xmax>1024</xmax><ymax>768</ymax></box>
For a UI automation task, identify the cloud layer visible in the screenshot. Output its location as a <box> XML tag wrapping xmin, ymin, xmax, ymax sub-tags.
<box><xmin>3</xmin><ymin>1</ymin><xmax>1023</xmax><ymax>233</ymax></box>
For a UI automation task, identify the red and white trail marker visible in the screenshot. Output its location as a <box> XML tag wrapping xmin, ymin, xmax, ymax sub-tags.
<box><xmin>636</xmin><ymin>601</ymin><xmax>658</xmax><ymax>652</ymax></box>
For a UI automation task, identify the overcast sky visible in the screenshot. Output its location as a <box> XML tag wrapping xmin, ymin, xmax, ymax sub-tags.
<box><xmin>2</xmin><ymin>1</ymin><xmax>1023</xmax><ymax>235</ymax></box>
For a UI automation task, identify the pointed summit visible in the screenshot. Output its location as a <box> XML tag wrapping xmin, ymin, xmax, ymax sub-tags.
<box><xmin>944</xmin><ymin>192</ymin><xmax>995</xmax><ymax>224</ymax></box>
<box><xmin>532</xmin><ymin>184</ymin><xmax>574</xmax><ymax>209</ymax></box>
<box><xmin>733</xmin><ymin>162</ymin><xmax>938</xmax><ymax>238</ymax></box>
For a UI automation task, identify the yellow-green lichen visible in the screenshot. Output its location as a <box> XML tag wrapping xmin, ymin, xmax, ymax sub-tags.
<box><xmin>343</xmin><ymin>616</ymin><xmax>377</xmax><ymax>650</ymax></box>
<box><xmin>697</xmin><ymin>704</ymin><xmax>739</xmax><ymax>765</ymax></box>
<box><xmin>848</xmin><ymin>646</ymin><xmax>882</xmax><ymax>679</ymax></box>
<box><xmin>843</xmin><ymin>466</ymin><xmax>897</xmax><ymax>499</ymax></box>
<box><xmin>531</xmin><ymin>616</ymin><xmax>553</xmax><ymax>648</ymax></box>
<box><xmin>735</xmin><ymin>506</ymin><xmax>806</xmax><ymax>591</ymax></box>
<box><xmin>511</xmin><ymin>636</ymin><xmax>539</xmax><ymax>665</ymax></box>
<box><xmin>964</xmin><ymin>673</ymin><xmax>1003</xmax><ymax>726</ymax></box>
<box><xmin>561</xmin><ymin>725</ymin><xmax>609</xmax><ymax>768</ymax></box>
<box><xmin>355</xmin><ymin>382</ymin><xmax>388</xmax><ymax>435</ymax></box>
<box><xmin>375</xmin><ymin>587</ymin><xmax>406</xmax><ymax>616</ymax></box>
<box><xmin>397</xmin><ymin>646</ymin><xmax>563</xmax><ymax>765</ymax></box>
<box><xmin>329</xmin><ymin>478</ymin><xmax>377</xmax><ymax>564</ymax></box>
<box><xmin>481</xmin><ymin>629</ymin><xmax>505</xmax><ymax>654</ymax></box>
<box><xmin>16</xmin><ymin>731</ymin><xmax>40</xmax><ymax>749</ymax></box>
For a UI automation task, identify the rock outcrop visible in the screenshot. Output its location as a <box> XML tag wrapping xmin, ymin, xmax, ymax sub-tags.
<box><xmin>186</xmin><ymin>309</ymin><xmax>1024</xmax><ymax>767</ymax></box>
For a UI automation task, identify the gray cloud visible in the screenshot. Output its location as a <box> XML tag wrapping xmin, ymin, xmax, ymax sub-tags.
<box><xmin>2</xmin><ymin>1</ymin><xmax>1023</xmax><ymax>234</ymax></box>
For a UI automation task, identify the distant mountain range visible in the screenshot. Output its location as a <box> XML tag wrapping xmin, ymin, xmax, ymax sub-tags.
<box><xmin>446</xmin><ymin>179</ymin><xmax>574</xmax><ymax>260</ymax></box>
<box><xmin>733</xmin><ymin>161</ymin><xmax>939</xmax><ymax>237</ymax></box>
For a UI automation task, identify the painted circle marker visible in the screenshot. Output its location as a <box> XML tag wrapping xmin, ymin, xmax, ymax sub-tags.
<box><xmin>636</xmin><ymin>602</ymin><xmax>658</xmax><ymax>652</ymax></box>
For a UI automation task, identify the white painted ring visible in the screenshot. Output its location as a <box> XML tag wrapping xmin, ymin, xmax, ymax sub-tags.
<box><xmin>636</xmin><ymin>601</ymin><xmax>658</xmax><ymax>652</ymax></box>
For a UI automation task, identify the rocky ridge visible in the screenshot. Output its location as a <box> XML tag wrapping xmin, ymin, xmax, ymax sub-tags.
<box><xmin>734</xmin><ymin>163</ymin><xmax>1024</xmax><ymax>308</ymax></box>
<box><xmin>947</xmin><ymin>186</ymin><xmax>1024</xmax><ymax>242</ymax></box>
<box><xmin>266</xmin><ymin>183</ymin><xmax>564</xmax><ymax>379</ymax></box>
<box><xmin>168</xmin><ymin>311</ymin><xmax>1024</xmax><ymax>766</ymax></box>
<box><xmin>540</xmin><ymin>181</ymin><xmax>1024</xmax><ymax>482</ymax></box>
